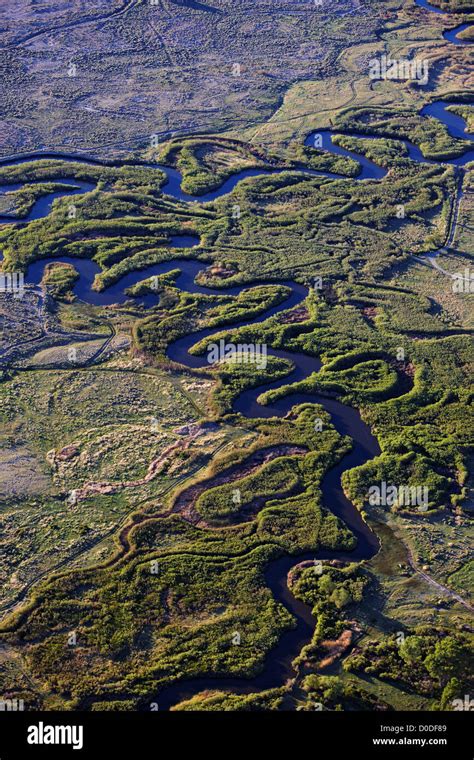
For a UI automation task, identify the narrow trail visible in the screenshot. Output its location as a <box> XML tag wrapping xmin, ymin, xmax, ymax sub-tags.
<box><xmin>2</xmin><ymin>0</ymin><xmax>139</xmax><ymax>50</ymax></box>
<box><xmin>406</xmin><ymin>548</ymin><xmax>474</xmax><ymax>613</ymax></box>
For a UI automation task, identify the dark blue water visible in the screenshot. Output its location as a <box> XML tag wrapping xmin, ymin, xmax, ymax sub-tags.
<box><xmin>421</xmin><ymin>100</ymin><xmax>473</xmax><ymax>140</ymax></box>
<box><xmin>305</xmin><ymin>128</ymin><xmax>443</xmax><ymax>169</ymax></box>
<box><xmin>2</xmin><ymin>99</ymin><xmax>472</xmax><ymax>234</ymax></box>
<box><xmin>151</xmin><ymin>97</ymin><xmax>474</xmax><ymax>707</ymax></box>
<box><xmin>415</xmin><ymin>0</ymin><xmax>473</xmax><ymax>45</ymax></box>
<box><xmin>157</xmin><ymin>162</ymin><xmax>343</xmax><ymax>202</ymax></box>
<box><xmin>306</xmin><ymin>122</ymin><xmax>473</xmax><ymax>169</ymax></box>
<box><xmin>444</xmin><ymin>22</ymin><xmax>472</xmax><ymax>45</ymax></box>
<box><xmin>150</xmin><ymin>267</ymin><xmax>382</xmax><ymax>710</ymax></box>
<box><xmin>0</xmin><ymin>179</ymin><xmax>96</xmax><ymax>224</ymax></box>
<box><xmin>0</xmin><ymin>156</ymin><xmax>343</xmax><ymax>225</ymax></box>
<box><xmin>3</xmin><ymin>94</ymin><xmax>473</xmax><ymax>710</ymax></box>
<box><xmin>26</xmin><ymin>251</ymin><xmax>198</xmax><ymax>308</ymax></box>
<box><xmin>24</xmin><ymin>247</ymin><xmax>383</xmax><ymax>713</ymax></box>
<box><xmin>51</xmin><ymin>249</ymin><xmax>382</xmax><ymax>711</ymax></box>
<box><xmin>304</xmin><ymin>130</ymin><xmax>386</xmax><ymax>180</ymax></box>
<box><xmin>314</xmin><ymin>99</ymin><xmax>474</xmax><ymax>167</ymax></box>
<box><xmin>416</xmin><ymin>0</ymin><xmax>445</xmax><ymax>14</ymax></box>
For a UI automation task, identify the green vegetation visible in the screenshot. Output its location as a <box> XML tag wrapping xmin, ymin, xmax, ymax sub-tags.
<box><xmin>291</xmin><ymin>144</ymin><xmax>361</xmax><ymax>177</ymax></box>
<box><xmin>0</xmin><ymin>0</ymin><xmax>472</xmax><ymax>711</ymax></box>
<box><xmin>42</xmin><ymin>262</ymin><xmax>79</xmax><ymax>302</ymax></box>
<box><xmin>288</xmin><ymin>563</ymin><xmax>368</xmax><ymax>671</ymax></box>
<box><xmin>0</xmin><ymin>404</ymin><xmax>355</xmax><ymax>708</ymax></box>
<box><xmin>428</xmin><ymin>0</ymin><xmax>474</xmax><ymax>11</ymax></box>
<box><xmin>171</xmin><ymin>688</ymin><xmax>286</xmax><ymax>711</ymax></box>
<box><xmin>335</xmin><ymin>107</ymin><xmax>472</xmax><ymax>160</ymax></box>
<box><xmin>300</xmin><ymin>674</ymin><xmax>389</xmax><ymax>711</ymax></box>
<box><xmin>134</xmin><ymin>283</ymin><xmax>292</xmax><ymax>358</ymax></box>
<box><xmin>344</xmin><ymin>628</ymin><xmax>474</xmax><ymax>709</ymax></box>
<box><xmin>0</xmin><ymin>182</ymin><xmax>87</xmax><ymax>219</ymax></box>
<box><xmin>195</xmin><ymin>456</ymin><xmax>302</xmax><ymax>522</ymax></box>
<box><xmin>447</xmin><ymin>104</ymin><xmax>474</xmax><ymax>131</ymax></box>
<box><xmin>151</xmin><ymin>136</ymin><xmax>275</xmax><ymax>195</ymax></box>
<box><xmin>333</xmin><ymin>135</ymin><xmax>409</xmax><ymax>168</ymax></box>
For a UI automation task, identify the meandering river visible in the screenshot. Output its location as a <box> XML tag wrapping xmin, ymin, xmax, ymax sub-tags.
<box><xmin>0</xmin><ymin>88</ymin><xmax>472</xmax><ymax>708</ymax></box>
